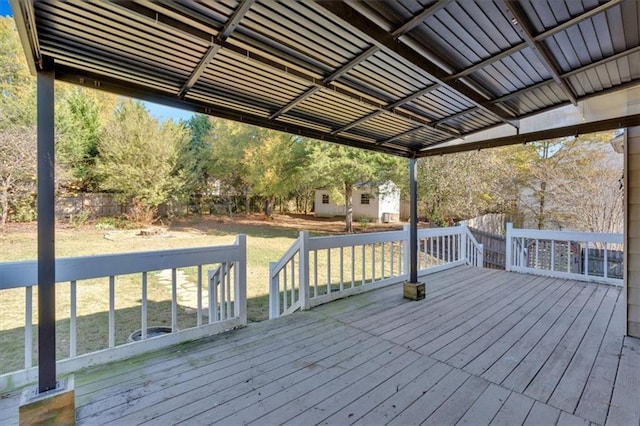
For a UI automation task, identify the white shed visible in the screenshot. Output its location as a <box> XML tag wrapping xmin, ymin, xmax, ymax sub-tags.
<box><xmin>314</xmin><ymin>181</ymin><xmax>400</xmax><ymax>223</ymax></box>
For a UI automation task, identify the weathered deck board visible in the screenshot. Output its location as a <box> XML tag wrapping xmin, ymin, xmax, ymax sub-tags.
<box><xmin>0</xmin><ymin>267</ymin><xmax>630</xmax><ymax>425</ymax></box>
<box><xmin>606</xmin><ymin>336</ymin><xmax>640</xmax><ymax>425</ymax></box>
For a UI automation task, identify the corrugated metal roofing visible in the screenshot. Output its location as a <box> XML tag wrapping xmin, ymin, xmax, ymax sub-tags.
<box><xmin>9</xmin><ymin>0</ymin><xmax>640</xmax><ymax>157</ymax></box>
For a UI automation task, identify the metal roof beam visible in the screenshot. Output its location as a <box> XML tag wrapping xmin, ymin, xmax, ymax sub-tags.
<box><xmin>178</xmin><ymin>0</ymin><xmax>255</xmax><ymax>98</ymax></box>
<box><xmin>316</xmin><ymin>1</ymin><xmax>518</xmax><ymax>127</ymax></box>
<box><xmin>390</xmin><ymin>0</ymin><xmax>453</xmax><ymax>38</ymax></box>
<box><xmin>418</xmin><ymin>114</ymin><xmax>640</xmax><ymax>157</ymax></box>
<box><xmin>501</xmin><ymin>0</ymin><xmax>578</xmax><ymax>106</ymax></box>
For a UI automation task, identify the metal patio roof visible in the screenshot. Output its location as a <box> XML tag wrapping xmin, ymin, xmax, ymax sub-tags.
<box><xmin>9</xmin><ymin>0</ymin><xmax>640</xmax><ymax>158</ymax></box>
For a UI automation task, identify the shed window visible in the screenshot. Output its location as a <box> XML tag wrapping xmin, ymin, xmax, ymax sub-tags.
<box><xmin>360</xmin><ymin>193</ymin><xmax>371</xmax><ymax>205</ymax></box>
<box><xmin>322</xmin><ymin>194</ymin><xmax>329</xmax><ymax>204</ymax></box>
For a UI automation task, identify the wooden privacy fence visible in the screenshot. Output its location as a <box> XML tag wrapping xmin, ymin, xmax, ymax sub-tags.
<box><xmin>469</xmin><ymin>227</ymin><xmax>506</xmax><ymax>269</ymax></box>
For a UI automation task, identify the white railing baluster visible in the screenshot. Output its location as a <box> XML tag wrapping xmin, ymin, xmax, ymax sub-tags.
<box><xmin>604</xmin><ymin>245</ymin><xmax>609</xmax><ymax>279</ymax></box>
<box><xmin>390</xmin><ymin>242</ymin><xmax>394</xmax><ymax>276</ymax></box>
<box><xmin>314</xmin><ymin>250</ymin><xmax>318</xmax><ymax>297</ymax></box>
<box><xmin>220</xmin><ymin>264</ymin><xmax>226</xmax><ymax>320</ymax></box>
<box><xmin>109</xmin><ymin>276</ymin><xmax>115</xmax><ymax>348</ymax></box>
<box><xmin>25</xmin><ymin>286</ymin><xmax>32</xmax><ymax>369</ymax></box>
<box><xmin>372</xmin><ymin>243</ymin><xmax>376</xmax><ymax>282</ymax></box>
<box><xmin>340</xmin><ymin>247</ymin><xmax>344</xmax><ymax>291</ymax></box>
<box><xmin>351</xmin><ymin>246</ymin><xmax>355</xmax><ymax>288</ymax></box>
<box><xmin>381</xmin><ymin>242</ymin><xmax>386</xmax><ymax>279</ymax></box>
<box><xmin>327</xmin><ymin>248</ymin><xmax>331</xmax><ymax>294</ymax></box>
<box><xmin>290</xmin><ymin>257</ymin><xmax>295</xmax><ymax>308</ymax></box>
<box><xmin>283</xmin><ymin>265</ymin><xmax>288</xmax><ymax>311</ymax></box>
<box><xmin>141</xmin><ymin>272</ymin><xmax>148</xmax><ymax>340</ymax></box>
<box><xmin>196</xmin><ymin>266</ymin><xmax>202</xmax><ymax>327</ymax></box>
<box><xmin>209</xmin><ymin>268</ymin><xmax>217</xmax><ymax>322</ymax></box>
<box><xmin>583</xmin><ymin>242</ymin><xmax>589</xmax><ymax>277</ymax></box>
<box><xmin>226</xmin><ymin>263</ymin><xmax>232</xmax><ymax>319</ymax></box>
<box><xmin>70</xmin><ymin>280</ymin><xmax>77</xmax><ymax>357</ymax></box>
<box><xmin>362</xmin><ymin>245</ymin><xmax>366</xmax><ymax>285</ymax></box>
<box><xmin>171</xmin><ymin>268</ymin><xmax>178</xmax><ymax>331</ymax></box>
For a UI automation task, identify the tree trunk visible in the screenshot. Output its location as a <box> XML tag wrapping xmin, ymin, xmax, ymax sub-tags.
<box><xmin>264</xmin><ymin>197</ymin><xmax>275</xmax><ymax>217</ymax></box>
<box><xmin>0</xmin><ymin>184</ymin><xmax>8</xmax><ymax>229</ymax></box>
<box><xmin>537</xmin><ymin>180</ymin><xmax>546</xmax><ymax>229</ymax></box>
<box><xmin>345</xmin><ymin>182</ymin><xmax>353</xmax><ymax>233</ymax></box>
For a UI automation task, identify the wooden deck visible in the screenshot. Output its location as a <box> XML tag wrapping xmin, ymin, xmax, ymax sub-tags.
<box><xmin>1</xmin><ymin>266</ymin><xmax>639</xmax><ymax>425</ymax></box>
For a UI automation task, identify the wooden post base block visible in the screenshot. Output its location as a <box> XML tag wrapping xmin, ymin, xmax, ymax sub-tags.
<box><xmin>19</xmin><ymin>378</ymin><xmax>75</xmax><ymax>426</ymax></box>
<box><xmin>403</xmin><ymin>282</ymin><xmax>425</xmax><ymax>301</ymax></box>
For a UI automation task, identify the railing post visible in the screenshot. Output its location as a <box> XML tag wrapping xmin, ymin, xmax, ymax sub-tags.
<box><xmin>478</xmin><ymin>243</ymin><xmax>484</xmax><ymax>268</ymax></box>
<box><xmin>269</xmin><ymin>261</ymin><xmax>280</xmax><ymax>319</ymax></box>
<box><xmin>460</xmin><ymin>223</ymin><xmax>468</xmax><ymax>264</ymax></box>
<box><xmin>505</xmin><ymin>223</ymin><xmax>513</xmax><ymax>271</ymax></box>
<box><xmin>235</xmin><ymin>234</ymin><xmax>247</xmax><ymax>325</ymax></box>
<box><xmin>299</xmin><ymin>231</ymin><xmax>310</xmax><ymax>310</ymax></box>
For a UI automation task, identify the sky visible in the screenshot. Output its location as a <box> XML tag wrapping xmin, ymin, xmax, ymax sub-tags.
<box><xmin>0</xmin><ymin>1</ymin><xmax>11</xmax><ymax>17</ymax></box>
<box><xmin>1</xmin><ymin>0</ymin><xmax>194</xmax><ymax>122</ymax></box>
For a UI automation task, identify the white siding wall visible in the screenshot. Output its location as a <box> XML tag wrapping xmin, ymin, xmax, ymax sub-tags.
<box><xmin>626</xmin><ymin>126</ymin><xmax>640</xmax><ymax>337</ymax></box>
<box><xmin>314</xmin><ymin>184</ymin><xmax>400</xmax><ymax>222</ymax></box>
<box><xmin>314</xmin><ymin>190</ymin><xmax>345</xmax><ymax>217</ymax></box>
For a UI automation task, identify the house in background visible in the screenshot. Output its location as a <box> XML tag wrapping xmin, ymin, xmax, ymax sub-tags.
<box><xmin>314</xmin><ymin>181</ymin><xmax>400</xmax><ymax>223</ymax></box>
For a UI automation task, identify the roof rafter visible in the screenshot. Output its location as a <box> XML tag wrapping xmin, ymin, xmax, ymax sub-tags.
<box><xmin>501</xmin><ymin>0</ymin><xmax>578</xmax><ymax>106</ymax></box>
<box><xmin>447</xmin><ymin>0</ymin><xmax>622</xmax><ymax>82</ymax></box>
<box><xmin>315</xmin><ymin>1</ymin><xmax>518</xmax><ymax>128</ymax></box>
<box><xmin>390</xmin><ymin>0</ymin><xmax>454</xmax><ymax>38</ymax></box>
<box><xmin>492</xmin><ymin>45</ymin><xmax>640</xmax><ymax>106</ymax></box>
<box><xmin>109</xmin><ymin>2</ymin><xmax>441</xmax><ymax>134</ymax></box>
<box><xmin>178</xmin><ymin>0</ymin><xmax>255</xmax><ymax>98</ymax></box>
<box><xmin>268</xmin><ymin>45</ymin><xmax>378</xmax><ymax>120</ymax></box>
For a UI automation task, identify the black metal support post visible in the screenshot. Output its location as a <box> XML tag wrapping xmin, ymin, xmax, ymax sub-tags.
<box><xmin>37</xmin><ymin>57</ymin><xmax>57</xmax><ymax>393</ymax></box>
<box><xmin>409</xmin><ymin>157</ymin><xmax>418</xmax><ymax>283</ymax></box>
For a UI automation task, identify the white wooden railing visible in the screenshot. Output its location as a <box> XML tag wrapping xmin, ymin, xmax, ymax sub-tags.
<box><xmin>0</xmin><ymin>235</ymin><xmax>246</xmax><ymax>391</ymax></box>
<box><xmin>269</xmin><ymin>224</ymin><xmax>483</xmax><ymax>318</ymax></box>
<box><xmin>506</xmin><ymin>223</ymin><xmax>623</xmax><ymax>286</ymax></box>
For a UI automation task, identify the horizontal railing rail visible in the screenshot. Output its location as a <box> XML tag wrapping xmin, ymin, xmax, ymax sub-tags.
<box><xmin>505</xmin><ymin>223</ymin><xmax>623</xmax><ymax>286</ymax></box>
<box><xmin>0</xmin><ymin>235</ymin><xmax>247</xmax><ymax>392</ymax></box>
<box><xmin>269</xmin><ymin>224</ymin><xmax>483</xmax><ymax>318</ymax></box>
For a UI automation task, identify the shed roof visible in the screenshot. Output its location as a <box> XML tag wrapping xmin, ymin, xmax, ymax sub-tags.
<box><xmin>10</xmin><ymin>0</ymin><xmax>640</xmax><ymax>157</ymax></box>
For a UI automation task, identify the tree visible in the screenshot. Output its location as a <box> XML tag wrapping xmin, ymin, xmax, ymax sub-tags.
<box><xmin>207</xmin><ymin>119</ymin><xmax>256</xmax><ymax>213</ymax></box>
<box><xmin>96</xmin><ymin>100</ymin><xmax>189</xmax><ymax>223</ymax></box>
<box><xmin>506</xmin><ymin>133</ymin><xmax>615</xmax><ymax>230</ymax></box>
<box><xmin>415</xmin><ymin>150</ymin><xmax>511</xmax><ymax>225</ymax></box>
<box><xmin>0</xmin><ymin>126</ymin><xmax>37</xmax><ymax>228</ymax></box>
<box><xmin>176</xmin><ymin>114</ymin><xmax>214</xmax><ymax>213</ymax></box>
<box><xmin>56</xmin><ymin>87</ymin><xmax>116</xmax><ymax>192</ymax></box>
<box><xmin>306</xmin><ymin>141</ymin><xmax>403</xmax><ymax>232</ymax></box>
<box><xmin>0</xmin><ymin>17</ymin><xmax>36</xmax><ymax>129</ymax></box>
<box><xmin>243</xmin><ymin>130</ymin><xmax>301</xmax><ymax>217</ymax></box>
